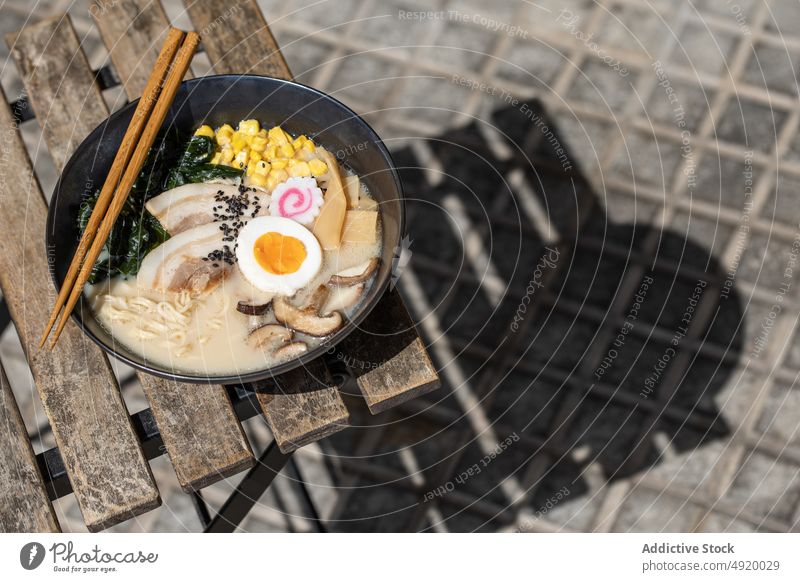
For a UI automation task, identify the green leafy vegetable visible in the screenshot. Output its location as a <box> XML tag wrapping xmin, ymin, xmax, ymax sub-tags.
<box><xmin>78</xmin><ymin>131</ymin><xmax>244</xmax><ymax>283</ymax></box>
<box><xmin>165</xmin><ymin>135</ymin><xmax>242</xmax><ymax>189</ymax></box>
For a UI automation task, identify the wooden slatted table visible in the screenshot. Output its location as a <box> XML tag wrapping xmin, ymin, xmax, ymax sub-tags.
<box><xmin>0</xmin><ymin>0</ymin><xmax>438</xmax><ymax>533</ymax></box>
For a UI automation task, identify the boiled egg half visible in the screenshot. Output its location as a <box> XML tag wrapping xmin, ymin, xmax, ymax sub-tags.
<box><xmin>236</xmin><ymin>216</ymin><xmax>322</xmax><ymax>295</ymax></box>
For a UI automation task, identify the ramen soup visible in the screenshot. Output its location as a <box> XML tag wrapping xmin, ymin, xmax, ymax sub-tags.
<box><xmin>83</xmin><ymin>120</ymin><xmax>382</xmax><ymax>375</ymax></box>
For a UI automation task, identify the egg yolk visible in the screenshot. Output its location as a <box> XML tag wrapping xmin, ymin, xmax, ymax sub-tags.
<box><xmin>253</xmin><ymin>232</ymin><xmax>307</xmax><ymax>275</ymax></box>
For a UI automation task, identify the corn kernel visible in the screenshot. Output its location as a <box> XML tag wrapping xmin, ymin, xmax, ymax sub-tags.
<box><xmin>220</xmin><ymin>147</ymin><xmax>234</xmax><ymax>163</ymax></box>
<box><xmin>308</xmin><ymin>158</ymin><xmax>328</xmax><ymax>177</ymax></box>
<box><xmin>256</xmin><ymin>128</ymin><xmax>268</xmax><ymax>139</ymax></box>
<box><xmin>234</xmin><ymin>150</ymin><xmax>248</xmax><ymax>168</ymax></box>
<box><xmin>195</xmin><ymin>124</ymin><xmax>215</xmax><ymax>138</ymax></box>
<box><xmin>271</xmin><ymin>168</ymin><xmax>289</xmax><ymax>184</ymax></box>
<box><xmin>250</xmin><ymin>136</ymin><xmax>268</xmax><ymax>152</ymax></box>
<box><xmin>216</xmin><ymin>123</ymin><xmax>234</xmax><ymax>135</ymax></box>
<box><xmin>279</xmin><ymin>143</ymin><xmax>295</xmax><ymax>158</ymax></box>
<box><xmin>238</xmin><ymin>119</ymin><xmax>260</xmax><ymax>136</ymax></box>
<box><xmin>231</xmin><ymin>132</ymin><xmax>248</xmax><ymax>152</ymax></box>
<box><xmin>255</xmin><ymin>160</ymin><xmax>271</xmax><ymax>176</ymax></box>
<box><xmin>292</xmin><ymin>135</ymin><xmax>307</xmax><ymax>149</ymax></box>
<box><xmin>265</xmin><ymin>145</ymin><xmax>278</xmax><ymax>160</ymax></box>
<box><xmin>216</xmin><ymin>132</ymin><xmax>232</xmax><ymax>146</ymax></box>
<box><xmin>271</xmin><ymin>158</ymin><xmax>288</xmax><ymax>170</ymax></box>
<box><xmin>288</xmin><ymin>161</ymin><xmax>311</xmax><ymax>178</ymax></box>
<box><xmin>250</xmin><ymin>173</ymin><xmax>268</xmax><ymax>187</ymax></box>
<box><xmin>248</xmin><ymin>149</ymin><xmax>262</xmax><ymax>163</ymax></box>
<box><xmin>246</xmin><ymin>159</ymin><xmax>258</xmax><ymax>177</ymax></box>
<box><xmin>302</xmin><ymin>140</ymin><xmax>316</xmax><ymax>153</ymax></box>
<box><xmin>210</xmin><ymin>152</ymin><xmax>222</xmax><ymax>165</ymax></box>
<box><xmin>268</xmin><ymin>126</ymin><xmax>289</xmax><ymax>145</ymax></box>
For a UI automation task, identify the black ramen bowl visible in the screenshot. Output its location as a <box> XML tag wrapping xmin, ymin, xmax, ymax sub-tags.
<box><xmin>47</xmin><ymin>74</ymin><xmax>404</xmax><ymax>384</ymax></box>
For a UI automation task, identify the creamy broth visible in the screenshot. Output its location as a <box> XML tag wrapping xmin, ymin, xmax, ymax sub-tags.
<box><xmin>86</xmin><ymin>233</ymin><xmax>380</xmax><ymax>375</ymax></box>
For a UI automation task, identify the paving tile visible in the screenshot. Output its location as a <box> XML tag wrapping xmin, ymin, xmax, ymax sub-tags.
<box><xmin>614</xmin><ymin>487</ymin><xmax>699</xmax><ymax>532</ymax></box>
<box><xmin>392</xmin><ymin>74</ymin><xmax>476</xmax><ymax>126</ymax></box>
<box><xmin>520</xmin><ymin>0</ymin><xmax>595</xmax><ymax>38</ymax></box>
<box><xmin>324</xmin><ymin>52</ymin><xmax>406</xmax><ymax>109</ymax></box>
<box><xmin>700</xmin><ymin>511</ymin><xmax>758</xmax><ymax>533</ymax></box>
<box><xmin>764</xmin><ymin>1</ymin><xmax>800</xmax><ymax>34</ymax></box>
<box><xmin>723</xmin><ymin>451</ymin><xmax>800</xmax><ymax>524</ymax></box>
<box><xmin>428</xmin><ymin>19</ymin><xmax>498</xmax><ymax>71</ymax></box>
<box><xmin>757</xmin><ymin>379</ymin><xmax>800</xmax><ymax>446</ymax></box>
<box><xmin>354</xmin><ymin>3</ymin><xmax>436</xmax><ymax>56</ymax></box>
<box><xmin>715</xmin><ymin>367</ymin><xmax>767</xmax><ymax>428</ymax></box>
<box><xmin>610</xmin><ymin>130</ymin><xmax>681</xmax><ymax>187</ymax></box>
<box><xmin>739</xmin><ymin>232</ymin><xmax>800</xmax><ymax>297</ymax></box>
<box><xmin>446</xmin><ymin>0</ymin><xmax>519</xmax><ymax>25</ymax></box>
<box><xmin>691</xmin><ymin>0</ymin><xmax>756</xmax><ymax>21</ymax></box>
<box><xmin>668</xmin><ymin>22</ymin><xmax>737</xmax><ymax>77</ymax></box>
<box><xmin>644</xmin><ymin>78</ymin><xmax>711</xmax><ymax>134</ymax></box>
<box><xmin>495</xmin><ymin>38</ymin><xmax>565</xmax><ymax>89</ymax></box>
<box><xmin>566</xmin><ymin>58</ymin><xmax>638</xmax><ymax>114</ymax></box>
<box><xmin>759</xmin><ymin>172</ymin><xmax>800</xmax><ymax>229</ymax></box>
<box><xmin>557</xmin><ymin>115</ymin><xmax>620</xmax><ymax>178</ymax></box>
<box><xmin>669</xmin><ymin>209</ymin><xmax>735</xmax><ymax>260</ymax></box>
<box><xmin>641</xmin><ymin>441</ymin><xmax>727</xmax><ymax>492</ymax></box>
<box><xmin>594</xmin><ymin>5</ymin><xmax>669</xmax><ymax>56</ymax></box>
<box><xmin>693</xmin><ymin>149</ymin><xmax>761</xmax><ymax>207</ymax></box>
<box><xmin>540</xmin><ymin>492</ymin><xmax>599</xmax><ymax>531</ymax></box>
<box><xmin>716</xmin><ymin>99</ymin><xmax>788</xmax><ymax>153</ymax></box>
<box><xmin>266</xmin><ymin>0</ymin><xmax>361</xmax><ymax>30</ymax></box>
<box><xmin>782</xmin><ymin>327</ymin><xmax>800</xmax><ymax>371</ymax></box>
<box><xmin>271</xmin><ymin>30</ymin><xmax>336</xmax><ymax>84</ymax></box>
<box><xmin>742</xmin><ymin>42</ymin><xmax>800</xmax><ymax>96</ymax></box>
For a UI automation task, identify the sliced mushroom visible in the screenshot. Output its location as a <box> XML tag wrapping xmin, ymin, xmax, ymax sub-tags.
<box><xmin>247</xmin><ymin>324</ymin><xmax>292</xmax><ymax>350</ymax></box>
<box><xmin>322</xmin><ymin>283</ymin><xmax>364</xmax><ymax>314</ymax></box>
<box><xmin>329</xmin><ymin>258</ymin><xmax>379</xmax><ymax>286</ymax></box>
<box><xmin>305</xmin><ymin>285</ymin><xmax>331</xmax><ymax>312</ymax></box>
<box><xmin>273</xmin><ymin>296</ymin><xmax>343</xmax><ymax>337</ymax></box>
<box><xmin>236</xmin><ymin>300</ymin><xmax>272</xmax><ymax>316</ymax></box>
<box><xmin>275</xmin><ymin>342</ymin><xmax>309</xmax><ymax>359</ymax></box>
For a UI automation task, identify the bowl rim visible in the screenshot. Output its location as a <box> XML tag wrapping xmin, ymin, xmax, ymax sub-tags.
<box><xmin>47</xmin><ymin>73</ymin><xmax>405</xmax><ymax>385</ymax></box>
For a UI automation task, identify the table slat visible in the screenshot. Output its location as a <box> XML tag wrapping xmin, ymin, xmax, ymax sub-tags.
<box><xmin>91</xmin><ymin>0</ymin><xmax>193</xmax><ymax>98</ymax></box>
<box><xmin>255</xmin><ymin>359</ymin><xmax>349</xmax><ymax>453</ymax></box>
<box><xmin>0</xmin><ymin>364</ymin><xmax>60</xmax><ymax>533</ymax></box>
<box><xmin>0</xmin><ymin>76</ymin><xmax>159</xmax><ymax>531</ymax></box>
<box><xmin>6</xmin><ymin>16</ymin><xmax>109</xmax><ymax>172</ymax></box>
<box><xmin>92</xmin><ymin>0</ymin><xmax>255</xmax><ymax>493</ymax></box>
<box><xmin>184</xmin><ymin>0</ymin><xmax>289</xmax><ymax>79</ymax></box>
<box><xmin>341</xmin><ymin>288</ymin><xmax>440</xmax><ymax>413</ymax></box>
<box><xmin>139</xmin><ymin>377</ymin><xmax>255</xmax><ymax>491</ymax></box>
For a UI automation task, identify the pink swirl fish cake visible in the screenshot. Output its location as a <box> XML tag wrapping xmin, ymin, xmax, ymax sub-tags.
<box><xmin>269</xmin><ymin>177</ymin><xmax>324</xmax><ymax>225</ymax></box>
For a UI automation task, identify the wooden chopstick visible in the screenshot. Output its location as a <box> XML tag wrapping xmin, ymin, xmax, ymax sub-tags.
<box><xmin>39</xmin><ymin>27</ymin><xmax>186</xmax><ymax>348</ymax></box>
<box><xmin>47</xmin><ymin>31</ymin><xmax>201</xmax><ymax>348</ymax></box>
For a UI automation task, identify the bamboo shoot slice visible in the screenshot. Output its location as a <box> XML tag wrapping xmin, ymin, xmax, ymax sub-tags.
<box><xmin>312</xmin><ymin>150</ymin><xmax>347</xmax><ymax>249</ymax></box>
<box><xmin>344</xmin><ymin>174</ymin><xmax>360</xmax><ymax>208</ymax></box>
<box><xmin>341</xmin><ymin>210</ymin><xmax>378</xmax><ymax>244</ymax></box>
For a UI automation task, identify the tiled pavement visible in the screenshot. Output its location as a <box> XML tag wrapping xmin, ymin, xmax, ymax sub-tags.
<box><xmin>2</xmin><ymin>0</ymin><xmax>800</xmax><ymax>532</ymax></box>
